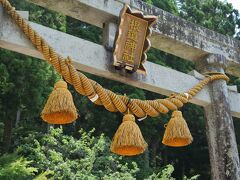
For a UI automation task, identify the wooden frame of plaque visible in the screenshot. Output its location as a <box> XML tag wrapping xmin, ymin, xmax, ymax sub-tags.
<box><xmin>113</xmin><ymin>5</ymin><xmax>157</xmax><ymax>74</ymax></box>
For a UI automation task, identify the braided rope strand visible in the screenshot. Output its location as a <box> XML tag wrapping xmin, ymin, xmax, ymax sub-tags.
<box><xmin>0</xmin><ymin>0</ymin><xmax>229</xmax><ymax>118</ymax></box>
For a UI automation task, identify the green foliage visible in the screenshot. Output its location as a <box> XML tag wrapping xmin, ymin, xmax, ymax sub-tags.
<box><xmin>0</xmin><ymin>49</ymin><xmax>58</xmax><ymax>119</ymax></box>
<box><xmin>143</xmin><ymin>0</ymin><xmax>178</xmax><ymax>14</ymax></box>
<box><xmin>66</xmin><ymin>17</ymin><xmax>102</xmax><ymax>44</ymax></box>
<box><xmin>184</xmin><ymin>175</ymin><xmax>200</xmax><ymax>180</ymax></box>
<box><xmin>0</xmin><ymin>153</ymin><xmax>37</xmax><ymax>180</ymax></box>
<box><xmin>146</xmin><ymin>165</ymin><xmax>199</xmax><ymax>180</ymax></box>
<box><xmin>0</xmin><ymin>63</ymin><xmax>13</xmax><ymax>96</ymax></box>
<box><xmin>0</xmin><ymin>0</ymin><xmax>63</xmax><ymax>153</ymax></box>
<box><xmin>13</xmin><ymin>128</ymin><xmax>192</xmax><ymax>179</ymax></box>
<box><xmin>147</xmin><ymin>164</ymin><xmax>175</xmax><ymax>180</ymax></box>
<box><xmin>35</xmin><ymin>170</ymin><xmax>54</xmax><ymax>180</ymax></box>
<box><xmin>0</xmin><ymin>0</ymin><xmax>240</xmax><ymax>179</ymax></box>
<box><xmin>17</xmin><ymin>128</ymin><xmax>140</xmax><ymax>179</ymax></box>
<box><xmin>9</xmin><ymin>0</ymin><xmax>66</xmax><ymax>32</ymax></box>
<box><xmin>178</xmin><ymin>0</ymin><xmax>240</xmax><ymax>36</ymax></box>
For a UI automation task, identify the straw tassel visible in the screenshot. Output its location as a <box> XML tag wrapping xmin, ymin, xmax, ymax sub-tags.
<box><xmin>41</xmin><ymin>80</ymin><xmax>78</xmax><ymax>124</ymax></box>
<box><xmin>110</xmin><ymin>113</ymin><xmax>147</xmax><ymax>156</ymax></box>
<box><xmin>162</xmin><ymin>110</ymin><xmax>193</xmax><ymax>147</ymax></box>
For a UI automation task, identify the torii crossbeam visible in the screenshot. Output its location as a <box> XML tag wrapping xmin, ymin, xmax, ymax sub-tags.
<box><xmin>0</xmin><ymin>0</ymin><xmax>240</xmax><ymax>179</ymax></box>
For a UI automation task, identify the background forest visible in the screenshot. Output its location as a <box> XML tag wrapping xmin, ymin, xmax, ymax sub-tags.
<box><xmin>0</xmin><ymin>0</ymin><xmax>240</xmax><ymax>179</ymax></box>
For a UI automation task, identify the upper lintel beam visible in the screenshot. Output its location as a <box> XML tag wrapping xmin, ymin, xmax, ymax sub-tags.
<box><xmin>28</xmin><ymin>0</ymin><xmax>240</xmax><ymax>77</ymax></box>
<box><xmin>1</xmin><ymin>5</ymin><xmax>240</xmax><ymax>117</ymax></box>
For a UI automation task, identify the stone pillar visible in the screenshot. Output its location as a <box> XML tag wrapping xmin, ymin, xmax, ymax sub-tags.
<box><xmin>103</xmin><ymin>21</ymin><xmax>117</xmax><ymax>51</ymax></box>
<box><xmin>196</xmin><ymin>54</ymin><xmax>240</xmax><ymax>180</ymax></box>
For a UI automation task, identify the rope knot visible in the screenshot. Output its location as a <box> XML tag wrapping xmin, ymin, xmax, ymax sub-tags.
<box><xmin>172</xmin><ymin>110</ymin><xmax>182</xmax><ymax>118</ymax></box>
<box><xmin>170</xmin><ymin>93</ymin><xmax>177</xmax><ymax>98</ymax></box>
<box><xmin>54</xmin><ymin>80</ymin><xmax>67</xmax><ymax>89</ymax></box>
<box><xmin>122</xmin><ymin>114</ymin><xmax>135</xmax><ymax>122</ymax></box>
<box><xmin>65</xmin><ymin>56</ymin><xmax>73</xmax><ymax>65</ymax></box>
<box><xmin>1</xmin><ymin>0</ymin><xmax>232</xmax><ymax>120</ymax></box>
<box><xmin>7</xmin><ymin>6</ymin><xmax>15</xmax><ymax>14</ymax></box>
<box><xmin>183</xmin><ymin>93</ymin><xmax>190</xmax><ymax>100</ymax></box>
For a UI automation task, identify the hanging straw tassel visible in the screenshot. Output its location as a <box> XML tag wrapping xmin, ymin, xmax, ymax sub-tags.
<box><xmin>110</xmin><ymin>113</ymin><xmax>147</xmax><ymax>156</ymax></box>
<box><xmin>41</xmin><ymin>80</ymin><xmax>78</xmax><ymax>124</ymax></box>
<box><xmin>162</xmin><ymin>110</ymin><xmax>193</xmax><ymax>147</ymax></box>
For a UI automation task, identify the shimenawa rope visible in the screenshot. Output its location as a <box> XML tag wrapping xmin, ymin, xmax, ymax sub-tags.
<box><xmin>0</xmin><ymin>0</ymin><xmax>229</xmax><ymax>119</ymax></box>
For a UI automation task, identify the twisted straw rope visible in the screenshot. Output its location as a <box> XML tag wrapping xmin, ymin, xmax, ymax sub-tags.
<box><xmin>0</xmin><ymin>0</ymin><xmax>229</xmax><ymax>118</ymax></box>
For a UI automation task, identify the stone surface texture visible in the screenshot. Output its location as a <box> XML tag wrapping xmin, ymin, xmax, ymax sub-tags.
<box><xmin>29</xmin><ymin>0</ymin><xmax>240</xmax><ymax>77</ymax></box>
<box><xmin>197</xmin><ymin>54</ymin><xmax>240</xmax><ymax>180</ymax></box>
<box><xmin>1</xmin><ymin>5</ymin><xmax>240</xmax><ymax>118</ymax></box>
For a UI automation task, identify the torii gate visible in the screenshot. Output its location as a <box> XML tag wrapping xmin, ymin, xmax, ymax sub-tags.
<box><xmin>0</xmin><ymin>0</ymin><xmax>240</xmax><ymax>179</ymax></box>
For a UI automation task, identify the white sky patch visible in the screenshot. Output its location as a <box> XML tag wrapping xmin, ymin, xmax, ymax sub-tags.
<box><xmin>220</xmin><ymin>0</ymin><xmax>240</xmax><ymax>35</ymax></box>
<box><xmin>222</xmin><ymin>0</ymin><xmax>240</xmax><ymax>11</ymax></box>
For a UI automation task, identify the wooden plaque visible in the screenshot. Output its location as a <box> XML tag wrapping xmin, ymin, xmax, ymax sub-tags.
<box><xmin>113</xmin><ymin>5</ymin><xmax>157</xmax><ymax>74</ymax></box>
